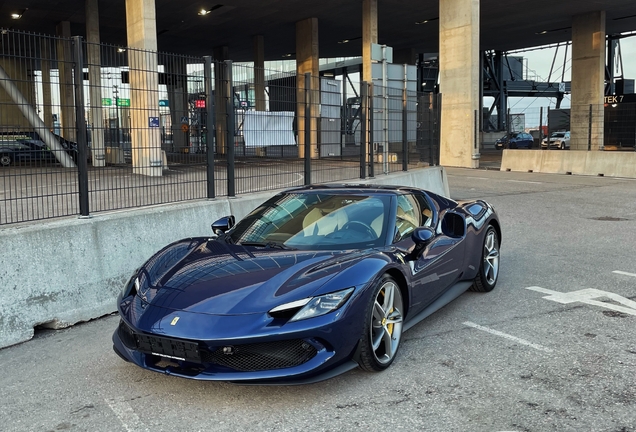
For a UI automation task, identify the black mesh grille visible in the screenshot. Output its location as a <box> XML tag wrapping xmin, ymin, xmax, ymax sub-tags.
<box><xmin>118</xmin><ymin>320</ymin><xmax>137</xmax><ymax>349</ymax></box>
<box><xmin>201</xmin><ymin>339</ymin><xmax>317</xmax><ymax>371</ymax></box>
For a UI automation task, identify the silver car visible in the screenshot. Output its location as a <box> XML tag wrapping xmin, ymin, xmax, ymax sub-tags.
<box><xmin>541</xmin><ymin>131</ymin><xmax>570</xmax><ymax>150</ymax></box>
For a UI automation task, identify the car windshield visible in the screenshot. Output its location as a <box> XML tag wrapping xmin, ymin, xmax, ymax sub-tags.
<box><xmin>228</xmin><ymin>192</ymin><xmax>391</xmax><ymax>251</ymax></box>
<box><xmin>552</xmin><ymin>132</ymin><xmax>565</xmax><ymax>138</ymax></box>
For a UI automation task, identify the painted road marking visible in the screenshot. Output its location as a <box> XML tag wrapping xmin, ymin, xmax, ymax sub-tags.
<box><xmin>526</xmin><ymin>286</ymin><xmax>636</xmax><ymax>316</ymax></box>
<box><xmin>506</xmin><ymin>180</ymin><xmax>543</xmax><ymax>184</ymax></box>
<box><xmin>613</xmin><ymin>270</ymin><xmax>636</xmax><ymax>278</ymax></box>
<box><xmin>105</xmin><ymin>398</ymin><xmax>148</xmax><ymax>432</ymax></box>
<box><xmin>463</xmin><ymin>321</ymin><xmax>553</xmax><ymax>353</ymax></box>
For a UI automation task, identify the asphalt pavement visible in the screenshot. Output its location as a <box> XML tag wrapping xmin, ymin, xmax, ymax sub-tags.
<box><xmin>1</xmin><ymin>167</ymin><xmax>635</xmax><ymax>432</ymax></box>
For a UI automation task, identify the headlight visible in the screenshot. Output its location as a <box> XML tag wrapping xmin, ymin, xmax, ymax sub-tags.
<box><xmin>269</xmin><ymin>288</ymin><xmax>355</xmax><ymax>322</ymax></box>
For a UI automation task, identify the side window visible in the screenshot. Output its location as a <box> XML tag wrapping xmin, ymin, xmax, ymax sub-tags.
<box><xmin>394</xmin><ymin>193</ymin><xmax>433</xmax><ymax>242</ymax></box>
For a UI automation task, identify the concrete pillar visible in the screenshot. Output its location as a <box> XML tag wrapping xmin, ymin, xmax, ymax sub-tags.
<box><xmin>86</xmin><ymin>0</ymin><xmax>105</xmax><ymax>167</ymax></box>
<box><xmin>439</xmin><ymin>0</ymin><xmax>480</xmax><ymax>168</ymax></box>
<box><xmin>253</xmin><ymin>35</ymin><xmax>266</xmax><ymax>111</ymax></box>
<box><xmin>0</xmin><ymin>59</ymin><xmax>36</xmax><ymax>130</ymax></box>
<box><xmin>125</xmin><ymin>0</ymin><xmax>162</xmax><ymax>176</ymax></box>
<box><xmin>296</xmin><ymin>17</ymin><xmax>319</xmax><ymax>159</ymax></box>
<box><xmin>214</xmin><ymin>46</ymin><xmax>229</xmax><ymax>155</ymax></box>
<box><xmin>40</xmin><ymin>40</ymin><xmax>53</xmax><ymax>129</ymax></box>
<box><xmin>362</xmin><ymin>0</ymin><xmax>378</xmax><ymax>82</ymax></box>
<box><xmin>56</xmin><ymin>21</ymin><xmax>76</xmax><ymax>142</ymax></box>
<box><xmin>165</xmin><ymin>56</ymin><xmax>189</xmax><ymax>153</ymax></box>
<box><xmin>571</xmin><ymin>11</ymin><xmax>605</xmax><ymax>151</ymax></box>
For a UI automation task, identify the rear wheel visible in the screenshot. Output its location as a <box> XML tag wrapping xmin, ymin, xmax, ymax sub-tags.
<box><xmin>470</xmin><ymin>226</ymin><xmax>499</xmax><ymax>292</ymax></box>
<box><xmin>0</xmin><ymin>153</ymin><xmax>12</xmax><ymax>166</ymax></box>
<box><xmin>358</xmin><ymin>275</ymin><xmax>404</xmax><ymax>371</ymax></box>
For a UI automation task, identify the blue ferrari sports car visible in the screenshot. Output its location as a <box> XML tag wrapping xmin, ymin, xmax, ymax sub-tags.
<box><xmin>113</xmin><ymin>184</ymin><xmax>501</xmax><ymax>384</ymax></box>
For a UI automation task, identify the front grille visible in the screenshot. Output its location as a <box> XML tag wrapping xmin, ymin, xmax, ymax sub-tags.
<box><xmin>118</xmin><ymin>320</ymin><xmax>137</xmax><ymax>349</ymax></box>
<box><xmin>117</xmin><ymin>320</ymin><xmax>201</xmax><ymax>363</ymax></box>
<box><xmin>201</xmin><ymin>339</ymin><xmax>318</xmax><ymax>372</ymax></box>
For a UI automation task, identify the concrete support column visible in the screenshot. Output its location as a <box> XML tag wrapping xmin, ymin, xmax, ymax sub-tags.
<box><xmin>253</xmin><ymin>35</ymin><xmax>266</xmax><ymax>111</ymax></box>
<box><xmin>571</xmin><ymin>11</ymin><xmax>605</xmax><ymax>151</ymax></box>
<box><xmin>214</xmin><ymin>46</ymin><xmax>229</xmax><ymax>155</ymax></box>
<box><xmin>165</xmin><ymin>56</ymin><xmax>188</xmax><ymax>153</ymax></box>
<box><xmin>0</xmin><ymin>59</ymin><xmax>36</xmax><ymax>130</ymax></box>
<box><xmin>56</xmin><ymin>21</ymin><xmax>76</xmax><ymax>142</ymax></box>
<box><xmin>125</xmin><ymin>0</ymin><xmax>162</xmax><ymax>176</ymax></box>
<box><xmin>296</xmin><ymin>17</ymin><xmax>319</xmax><ymax>159</ymax></box>
<box><xmin>362</xmin><ymin>0</ymin><xmax>378</xmax><ymax>82</ymax></box>
<box><xmin>86</xmin><ymin>0</ymin><xmax>105</xmax><ymax>167</ymax></box>
<box><xmin>40</xmin><ymin>40</ymin><xmax>53</xmax><ymax>129</ymax></box>
<box><xmin>439</xmin><ymin>0</ymin><xmax>480</xmax><ymax>168</ymax></box>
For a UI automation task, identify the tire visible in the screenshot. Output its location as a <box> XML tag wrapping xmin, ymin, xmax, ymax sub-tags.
<box><xmin>358</xmin><ymin>275</ymin><xmax>404</xmax><ymax>372</ymax></box>
<box><xmin>560</xmin><ymin>142</ymin><xmax>565</xmax><ymax>150</ymax></box>
<box><xmin>0</xmin><ymin>153</ymin><xmax>12</xmax><ymax>167</ymax></box>
<box><xmin>470</xmin><ymin>225</ymin><xmax>500</xmax><ymax>292</ymax></box>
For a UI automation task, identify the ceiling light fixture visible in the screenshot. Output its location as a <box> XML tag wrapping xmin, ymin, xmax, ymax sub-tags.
<box><xmin>10</xmin><ymin>8</ymin><xmax>27</xmax><ymax>19</ymax></box>
<box><xmin>117</xmin><ymin>48</ymin><xmax>126</xmax><ymax>53</ymax></box>
<box><xmin>198</xmin><ymin>5</ymin><xmax>223</xmax><ymax>16</ymax></box>
<box><xmin>282</xmin><ymin>53</ymin><xmax>294</xmax><ymax>58</ymax></box>
<box><xmin>198</xmin><ymin>9</ymin><xmax>210</xmax><ymax>15</ymax></box>
<box><xmin>337</xmin><ymin>36</ymin><xmax>361</xmax><ymax>44</ymax></box>
<box><xmin>415</xmin><ymin>17</ymin><xmax>438</xmax><ymax>25</ymax></box>
<box><xmin>535</xmin><ymin>27</ymin><xmax>570</xmax><ymax>35</ymax></box>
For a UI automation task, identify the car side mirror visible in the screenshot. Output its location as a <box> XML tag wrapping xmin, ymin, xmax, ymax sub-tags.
<box><xmin>211</xmin><ymin>215</ymin><xmax>235</xmax><ymax>235</ymax></box>
<box><xmin>410</xmin><ymin>227</ymin><xmax>435</xmax><ymax>258</ymax></box>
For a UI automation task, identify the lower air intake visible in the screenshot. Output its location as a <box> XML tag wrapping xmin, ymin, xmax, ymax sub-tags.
<box><xmin>201</xmin><ymin>339</ymin><xmax>317</xmax><ymax>371</ymax></box>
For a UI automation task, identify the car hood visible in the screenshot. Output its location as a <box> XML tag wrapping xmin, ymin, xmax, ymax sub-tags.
<box><xmin>135</xmin><ymin>238</ymin><xmax>370</xmax><ymax>316</ymax></box>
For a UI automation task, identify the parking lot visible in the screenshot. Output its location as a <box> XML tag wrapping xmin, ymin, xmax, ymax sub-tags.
<box><xmin>1</xmin><ymin>167</ymin><xmax>635</xmax><ymax>432</ymax></box>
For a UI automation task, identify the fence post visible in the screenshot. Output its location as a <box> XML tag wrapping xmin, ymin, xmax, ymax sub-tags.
<box><xmin>204</xmin><ymin>56</ymin><xmax>215</xmax><ymax>198</ymax></box>
<box><xmin>360</xmin><ymin>81</ymin><xmax>368</xmax><ymax>179</ymax></box>
<box><xmin>304</xmin><ymin>72</ymin><xmax>312</xmax><ymax>185</ymax></box>
<box><xmin>402</xmin><ymin>85</ymin><xmax>408</xmax><ymax>172</ymax></box>
<box><xmin>72</xmin><ymin>36</ymin><xmax>89</xmax><ymax>218</ymax></box>
<box><xmin>224</xmin><ymin>60</ymin><xmax>235</xmax><ymax>197</ymax></box>
<box><xmin>368</xmin><ymin>83</ymin><xmax>375</xmax><ymax>178</ymax></box>
<box><xmin>546</xmin><ymin>106</ymin><xmax>551</xmax><ymax>150</ymax></box>
<box><xmin>473</xmin><ymin>109</ymin><xmax>479</xmax><ymax>160</ymax></box>
<box><xmin>539</xmin><ymin>106</ymin><xmax>543</xmax><ymax>146</ymax></box>
<box><xmin>588</xmin><ymin>104</ymin><xmax>593</xmax><ymax>151</ymax></box>
<box><xmin>435</xmin><ymin>93</ymin><xmax>442</xmax><ymax>166</ymax></box>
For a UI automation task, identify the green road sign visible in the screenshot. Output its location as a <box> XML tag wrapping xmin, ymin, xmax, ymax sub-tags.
<box><xmin>117</xmin><ymin>98</ymin><xmax>131</xmax><ymax>107</ymax></box>
<box><xmin>102</xmin><ymin>98</ymin><xmax>112</xmax><ymax>106</ymax></box>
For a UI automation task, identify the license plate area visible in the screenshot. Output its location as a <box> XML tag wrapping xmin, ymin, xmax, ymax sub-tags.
<box><xmin>136</xmin><ymin>334</ymin><xmax>201</xmax><ymax>363</ymax></box>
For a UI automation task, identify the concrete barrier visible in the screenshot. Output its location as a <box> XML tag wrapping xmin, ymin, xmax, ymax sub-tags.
<box><xmin>0</xmin><ymin>166</ymin><xmax>449</xmax><ymax>349</ymax></box>
<box><xmin>501</xmin><ymin>150</ymin><xmax>636</xmax><ymax>178</ymax></box>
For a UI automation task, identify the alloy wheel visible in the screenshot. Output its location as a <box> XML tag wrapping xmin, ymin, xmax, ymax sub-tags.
<box><xmin>370</xmin><ymin>280</ymin><xmax>404</xmax><ymax>365</ymax></box>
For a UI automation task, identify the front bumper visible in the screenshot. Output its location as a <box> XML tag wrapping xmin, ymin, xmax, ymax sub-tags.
<box><xmin>112</xmin><ymin>292</ymin><xmax>368</xmax><ymax>383</ymax></box>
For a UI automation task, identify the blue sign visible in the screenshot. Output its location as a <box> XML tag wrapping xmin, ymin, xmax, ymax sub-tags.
<box><xmin>159</xmin><ymin>100</ymin><xmax>169</xmax><ymax>107</ymax></box>
<box><xmin>148</xmin><ymin>117</ymin><xmax>160</xmax><ymax>128</ymax></box>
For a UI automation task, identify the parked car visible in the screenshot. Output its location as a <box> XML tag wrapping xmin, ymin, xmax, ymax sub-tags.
<box><xmin>0</xmin><ymin>132</ymin><xmax>80</xmax><ymax>166</ymax></box>
<box><xmin>541</xmin><ymin>131</ymin><xmax>570</xmax><ymax>150</ymax></box>
<box><xmin>113</xmin><ymin>184</ymin><xmax>501</xmax><ymax>383</ymax></box>
<box><xmin>495</xmin><ymin>132</ymin><xmax>534</xmax><ymax>150</ymax></box>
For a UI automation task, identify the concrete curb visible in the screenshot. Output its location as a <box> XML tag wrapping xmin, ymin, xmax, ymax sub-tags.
<box><xmin>0</xmin><ymin>166</ymin><xmax>448</xmax><ymax>349</ymax></box>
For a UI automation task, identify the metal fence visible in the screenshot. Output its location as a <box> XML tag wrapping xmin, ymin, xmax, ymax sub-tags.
<box><xmin>0</xmin><ymin>29</ymin><xmax>442</xmax><ymax>225</ymax></box>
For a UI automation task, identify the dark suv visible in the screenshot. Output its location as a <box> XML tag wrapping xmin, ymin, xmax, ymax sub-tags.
<box><xmin>495</xmin><ymin>132</ymin><xmax>534</xmax><ymax>150</ymax></box>
<box><xmin>0</xmin><ymin>132</ymin><xmax>79</xmax><ymax>166</ymax></box>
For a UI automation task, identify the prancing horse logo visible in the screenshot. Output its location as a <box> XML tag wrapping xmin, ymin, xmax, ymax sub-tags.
<box><xmin>170</xmin><ymin>317</ymin><xmax>180</xmax><ymax>326</ymax></box>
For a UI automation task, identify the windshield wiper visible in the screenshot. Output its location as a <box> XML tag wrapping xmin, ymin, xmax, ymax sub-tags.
<box><xmin>239</xmin><ymin>241</ymin><xmax>296</xmax><ymax>250</ymax></box>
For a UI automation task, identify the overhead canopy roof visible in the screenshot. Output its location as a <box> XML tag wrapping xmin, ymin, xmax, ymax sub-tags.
<box><xmin>1</xmin><ymin>0</ymin><xmax>636</xmax><ymax>60</ymax></box>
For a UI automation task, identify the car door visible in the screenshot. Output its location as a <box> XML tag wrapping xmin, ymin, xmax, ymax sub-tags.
<box><xmin>393</xmin><ymin>193</ymin><xmax>465</xmax><ymax>313</ymax></box>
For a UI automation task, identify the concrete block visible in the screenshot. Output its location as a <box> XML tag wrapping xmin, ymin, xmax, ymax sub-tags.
<box><xmin>0</xmin><ymin>166</ymin><xmax>449</xmax><ymax>349</ymax></box>
<box><xmin>105</xmin><ymin>147</ymin><xmax>124</xmax><ymax>164</ymax></box>
<box><xmin>500</xmin><ymin>149</ymin><xmax>543</xmax><ymax>172</ymax></box>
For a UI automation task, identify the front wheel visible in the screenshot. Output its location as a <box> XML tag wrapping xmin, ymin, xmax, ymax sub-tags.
<box><xmin>0</xmin><ymin>153</ymin><xmax>12</xmax><ymax>166</ymax></box>
<box><xmin>470</xmin><ymin>226</ymin><xmax>500</xmax><ymax>292</ymax></box>
<box><xmin>358</xmin><ymin>275</ymin><xmax>404</xmax><ymax>371</ymax></box>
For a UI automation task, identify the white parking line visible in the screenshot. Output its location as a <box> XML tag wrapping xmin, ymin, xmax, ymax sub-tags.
<box><xmin>463</xmin><ymin>321</ymin><xmax>553</xmax><ymax>353</ymax></box>
<box><xmin>105</xmin><ymin>398</ymin><xmax>148</xmax><ymax>432</ymax></box>
<box><xmin>613</xmin><ymin>270</ymin><xmax>636</xmax><ymax>278</ymax></box>
<box><xmin>506</xmin><ymin>180</ymin><xmax>543</xmax><ymax>184</ymax></box>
